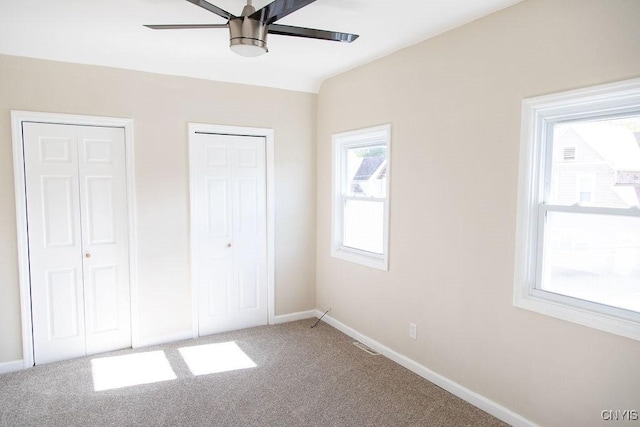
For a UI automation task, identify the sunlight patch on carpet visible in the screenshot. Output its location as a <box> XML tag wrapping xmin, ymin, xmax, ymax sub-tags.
<box><xmin>179</xmin><ymin>341</ymin><xmax>257</xmax><ymax>376</ymax></box>
<box><xmin>91</xmin><ymin>350</ymin><xmax>177</xmax><ymax>391</ymax></box>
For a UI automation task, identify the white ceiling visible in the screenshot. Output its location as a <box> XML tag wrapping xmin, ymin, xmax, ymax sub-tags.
<box><xmin>0</xmin><ymin>0</ymin><xmax>522</xmax><ymax>93</ymax></box>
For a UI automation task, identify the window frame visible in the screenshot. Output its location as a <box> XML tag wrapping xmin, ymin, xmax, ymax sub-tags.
<box><xmin>331</xmin><ymin>124</ymin><xmax>391</xmax><ymax>271</ymax></box>
<box><xmin>514</xmin><ymin>78</ymin><xmax>640</xmax><ymax>341</ymax></box>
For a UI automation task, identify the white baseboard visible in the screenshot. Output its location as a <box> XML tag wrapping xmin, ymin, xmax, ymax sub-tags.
<box><xmin>273</xmin><ymin>310</ymin><xmax>317</xmax><ymax>324</ymax></box>
<box><xmin>135</xmin><ymin>330</ymin><xmax>194</xmax><ymax>348</ymax></box>
<box><xmin>314</xmin><ymin>310</ymin><xmax>535</xmax><ymax>427</ymax></box>
<box><xmin>138</xmin><ymin>311</ymin><xmax>318</xmax><ymax>348</ymax></box>
<box><xmin>0</xmin><ymin>359</ymin><xmax>25</xmax><ymax>374</ymax></box>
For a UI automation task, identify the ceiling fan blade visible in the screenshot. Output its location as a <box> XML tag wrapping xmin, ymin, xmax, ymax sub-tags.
<box><xmin>268</xmin><ymin>24</ymin><xmax>358</xmax><ymax>43</ymax></box>
<box><xmin>186</xmin><ymin>0</ymin><xmax>235</xmax><ymax>20</ymax></box>
<box><xmin>144</xmin><ymin>24</ymin><xmax>228</xmax><ymax>30</ymax></box>
<box><xmin>250</xmin><ymin>0</ymin><xmax>317</xmax><ymax>25</ymax></box>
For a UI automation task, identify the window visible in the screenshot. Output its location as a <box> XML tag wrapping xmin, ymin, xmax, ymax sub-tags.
<box><xmin>332</xmin><ymin>125</ymin><xmax>391</xmax><ymax>270</ymax></box>
<box><xmin>577</xmin><ymin>174</ymin><xmax>595</xmax><ymax>205</ymax></box>
<box><xmin>514</xmin><ymin>78</ymin><xmax>640</xmax><ymax>341</ymax></box>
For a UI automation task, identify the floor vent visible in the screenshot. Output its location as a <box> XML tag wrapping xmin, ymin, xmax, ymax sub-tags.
<box><xmin>353</xmin><ymin>341</ymin><xmax>380</xmax><ymax>355</ymax></box>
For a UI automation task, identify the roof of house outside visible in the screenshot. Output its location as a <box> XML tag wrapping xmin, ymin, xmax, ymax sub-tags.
<box><xmin>353</xmin><ymin>157</ymin><xmax>386</xmax><ymax>181</ymax></box>
<box><xmin>572</xmin><ymin>123</ymin><xmax>640</xmax><ymax>171</ymax></box>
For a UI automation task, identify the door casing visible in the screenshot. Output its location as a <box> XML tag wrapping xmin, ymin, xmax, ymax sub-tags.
<box><xmin>11</xmin><ymin>110</ymin><xmax>139</xmax><ymax>369</ymax></box>
<box><xmin>188</xmin><ymin>123</ymin><xmax>276</xmax><ymax>336</ymax></box>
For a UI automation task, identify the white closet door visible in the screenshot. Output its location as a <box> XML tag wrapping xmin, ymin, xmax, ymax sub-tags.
<box><xmin>23</xmin><ymin>122</ymin><xmax>131</xmax><ymax>364</ymax></box>
<box><xmin>192</xmin><ymin>133</ymin><xmax>268</xmax><ymax>336</ymax></box>
<box><xmin>77</xmin><ymin>126</ymin><xmax>131</xmax><ymax>356</ymax></box>
<box><xmin>24</xmin><ymin>123</ymin><xmax>86</xmax><ymax>364</ymax></box>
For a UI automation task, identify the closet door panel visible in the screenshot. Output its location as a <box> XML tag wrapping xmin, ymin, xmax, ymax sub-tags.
<box><xmin>77</xmin><ymin>126</ymin><xmax>131</xmax><ymax>356</ymax></box>
<box><xmin>23</xmin><ymin>123</ymin><xmax>86</xmax><ymax>364</ymax></box>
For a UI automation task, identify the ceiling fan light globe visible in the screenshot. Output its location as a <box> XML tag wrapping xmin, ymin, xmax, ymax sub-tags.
<box><xmin>230</xmin><ymin>42</ymin><xmax>267</xmax><ymax>57</ymax></box>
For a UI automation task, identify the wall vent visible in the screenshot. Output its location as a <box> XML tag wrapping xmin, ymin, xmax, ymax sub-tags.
<box><xmin>563</xmin><ymin>146</ymin><xmax>576</xmax><ymax>161</ymax></box>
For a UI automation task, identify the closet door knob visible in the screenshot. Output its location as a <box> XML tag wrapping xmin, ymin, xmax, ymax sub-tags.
<box><xmin>226</xmin><ymin>243</ymin><xmax>232</xmax><ymax>248</ymax></box>
<box><xmin>85</xmin><ymin>253</ymin><xmax>91</xmax><ymax>258</ymax></box>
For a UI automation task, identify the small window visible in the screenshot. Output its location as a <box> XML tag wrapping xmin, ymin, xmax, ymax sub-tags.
<box><xmin>577</xmin><ymin>175</ymin><xmax>594</xmax><ymax>205</ymax></box>
<box><xmin>332</xmin><ymin>125</ymin><xmax>391</xmax><ymax>270</ymax></box>
<box><xmin>514</xmin><ymin>78</ymin><xmax>640</xmax><ymax>341</ymax></box>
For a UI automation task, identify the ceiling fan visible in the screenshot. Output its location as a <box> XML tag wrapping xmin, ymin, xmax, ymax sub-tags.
<box><xmin>145</xmin><ymin>0</ymin><xmax>359</xmax><ymax>57</ymax></box>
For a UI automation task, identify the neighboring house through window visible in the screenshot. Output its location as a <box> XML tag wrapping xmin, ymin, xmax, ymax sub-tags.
<box><xmin>514</xmin><ymin>78</ymin><xmax>640</xmax><ymax>341</ymax></box>
<box><xmin>332</xmin><ymin>124</ymin><xmax>391</xmax><ymax>270</ymax></box>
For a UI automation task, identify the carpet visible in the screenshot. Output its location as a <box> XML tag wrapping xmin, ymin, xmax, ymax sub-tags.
<box><xmin>0</xmin><ymin>319</ymin><xmax>506</xmax><ymax>426</ymax></box>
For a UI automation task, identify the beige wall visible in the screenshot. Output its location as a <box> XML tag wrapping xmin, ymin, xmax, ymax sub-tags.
<box><xmin>2</xmin><ymin>0</ymin><xmax>640</xmax><ymax>423</ymax></box>
<box><xmin>0</xmin><ymin>54</ymin><xmax>317</xmax><ymax>362</ymax></box>
<box><xmin>316</xmin><ymin>0</ymin><xmax>640</xmax><ymax>426</ymax></box>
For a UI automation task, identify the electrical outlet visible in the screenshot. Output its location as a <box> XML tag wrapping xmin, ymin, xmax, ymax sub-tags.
<box><xmin>409</xmin><ymin>323</ymin><xmax>417</xmax><ymax>339</ymax></box>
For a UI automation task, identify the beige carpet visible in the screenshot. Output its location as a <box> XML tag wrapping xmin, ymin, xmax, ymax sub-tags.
<box><xmin>0</xmin><ymin>319</ymin><xmax>506</xmax><ymax>426</ymax></box>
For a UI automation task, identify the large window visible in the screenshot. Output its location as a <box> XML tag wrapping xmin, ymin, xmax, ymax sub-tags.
<box><xmin>514</xmin><ymin>78</ymin><xmax>640</xmax><ymax>340</ymax></box>
<box><xmin>332</xmin><ymin>125</ymin><xmax>391</xmax><ymax>270</ymax></box>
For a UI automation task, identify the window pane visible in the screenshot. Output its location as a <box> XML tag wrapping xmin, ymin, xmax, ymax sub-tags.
<box><xmin>343</xmin><ymin>199</ymin><xmax>384</xmax><ymax>254</ymax></box>
<box><xmin>541</xmin><ymin>211</ymin><xmax>640</xmax><ymax>313</ymax></box>
<box><xmin>549</xmin><ymin>116</ymin><xmax>640</xmax><ymax>208</ymax></box>
<box><xmin>346</xmin><ymin>145</ymin><xmax>387</xmax><ymax>197</ymax></box>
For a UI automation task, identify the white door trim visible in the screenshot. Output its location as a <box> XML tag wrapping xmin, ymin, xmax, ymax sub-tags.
<box><xmin>11</xmin><ymin>110</ymin><xmax>139</xmax><ymax>369</ymax></box>
<box><xmin>188</xmin><ymin>123</ymin><xmax>275</xmax><ymax>337</ymax></box>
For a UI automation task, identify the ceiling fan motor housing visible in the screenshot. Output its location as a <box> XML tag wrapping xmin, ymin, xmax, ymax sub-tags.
<box><xmin>229</xmin><ymin>17</ymin><xmax>268</xmax><ymax>53</ymax></box>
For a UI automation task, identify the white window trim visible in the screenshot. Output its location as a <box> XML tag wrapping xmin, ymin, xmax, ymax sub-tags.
<box><xmin>514</xmin><ymin>78</ymin><xmax>640</xmax><ymax>341</ymax></box>
<box><xmin>331</xmin><ymin>124</ymin><xmax>391</xmax><ymax>271</ymax></box>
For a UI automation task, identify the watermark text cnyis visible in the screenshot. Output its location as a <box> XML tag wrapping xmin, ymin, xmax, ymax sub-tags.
<box><xmin>601</xmin><ymin>410</ymin><xmax>639</xmax><ymax>422</ymax></box>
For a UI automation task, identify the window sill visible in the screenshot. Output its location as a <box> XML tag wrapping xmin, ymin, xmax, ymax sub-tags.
<box><xmin>331</xmin><ymin>246</ymin><xmax>388</xmax><ymax>271</ymax></box>
<box><xmin>514</xmin><ymin>285</ymin><xmax>640</xmax><ymax>341</ymax></box>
